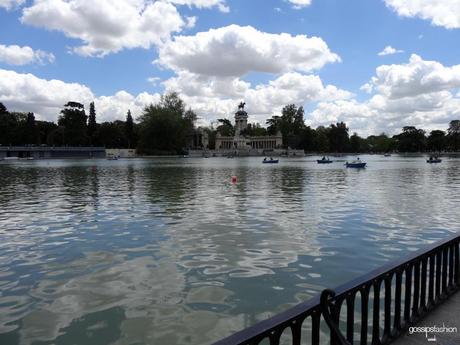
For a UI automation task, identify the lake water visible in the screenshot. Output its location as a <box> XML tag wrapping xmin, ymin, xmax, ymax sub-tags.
<box><xmin>1</xmin><ymin>155</ymin><xmax>459</xmax><ymax>345</ymax></box>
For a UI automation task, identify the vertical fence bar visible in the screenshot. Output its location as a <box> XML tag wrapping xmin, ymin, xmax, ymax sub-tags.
<box><xmin>346</xmin><ymin>294</ymin><xmax>355</xmax><ymax>343</ymax></box>
<box><xmin>360</xmin><ymin>286</ymin><xmax>369</xmax><ymax>345</ymax></box>
<box><xmin>330</xmin><ymin>299</ymin><xmax>342</xmax><ymax>345</ymax></box>
<box><xmin>449</xmin><ymin>244</ymin><xmax>454</xmax><ymax>289</ymax></box>
<box><xmin>383</xmin><ymin>275</ymin><xmax>392</xmax><ymax>343</ymax></box>
<box><xmin>435</xmin><ymin>251</ymin><xmax>442</xmax><ymax>300</ymax></box>
<box><xmin>311</xmin><ymin>312</ymin><xmax>320</xmax><ymax>345</ymax></box>
<box><xmin>269</xmin><ymin>331</ymin><xmax>280</xmax><ymax>345</ymax></box>
<box><xmin>403</xmin><ymin>265</ymin><xmax>412</xmax><ymax>327</ymax></box>
<box><xmin>372</xmin><ymin>281</ymin><xmax>381</xmax><ymax>345</ymax></box>
<box><xmin>442</xmin><ymin>247</ymin><xmax>448</xmax><ymax>295</ymax></box>
<box><xmin>393</xmin><ymin>270</ymin><xmax>402</xmax><ymax>332</ymax></box>
<box><xmin>455</xmin><ymin>241</ymin><xmax>460</xmax><ymax>286</ymax></box>
<box><xmin>412</xmin><ymin>261</ymin><xmax>420</xmax><ymax>319</ymax></box>
<box><xmin>428</xmin><ymin>254</ymin><xmax>435</xmax><ymax>306</ymax></box>
<box><xmin>420</xmin><ymin>258</ymin><xmax>427</xmax><ymax>312</ymax></box>
<box><xmin>291</xmin><ymin>319</ymin><xmax>302</xmax><ymax>345</ymax></box>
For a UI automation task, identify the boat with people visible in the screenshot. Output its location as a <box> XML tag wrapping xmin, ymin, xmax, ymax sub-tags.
<box><xmin>345</xmin><ymin>157</ymin><xmax>366</xmax><ymax>168</ymax></box>
<box><xmin>317</xmin><ymin>156</ymin><xmax>333</xmax><ymax>164</ymax></box>
<box><xmin>106</xmin><ymin>153</ymin><xmax>118</xmax><ymax>160</ymax></box>
<box><xmin>427</xmin><ymin>156</ymin><xmax>442</xmax><ymax>163</ymax></box>
<box><xmin>384</xmin><ymin>153</ymin><xmax>391</xmax><ymax>157</ymax></box>
<box><xmin>263</xmin><ymin>157</ymin><xmax>279</xmax><ymax>164</ymax></box>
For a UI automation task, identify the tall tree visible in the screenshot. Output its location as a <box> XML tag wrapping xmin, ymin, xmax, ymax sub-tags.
<box><xmin>313</xmin><ymin>126</ymin><xmax>330</xmax><ymax>152</ymax></box>
<box><xmin>137</xmin><ymin>92</ymin><xmax>193</xmax><ymax>154</ymax></box>
<box><xmin>328</xmin><ymin>122</ymin><xmax>350</xmax><ymax>152</ymax></box>
<box><xmin>350</xmin><ymin>132</ymin><xmax>364</xmax><ymax>152</ymax></box>
<box><xmin>88</xmin><ymin>101</ymin><xmax>97</xmax><ymax>144</ymax></box>
<box><xmin>266</xmin><ymin>104</ymin><xmax>305</xmax><ymax>148</ymax></box>
<box><xmin>125</xmin><ymin>109</ymin><xmax>135</xmax><ymax>149</ymax></box>
<box><xmin>24</xmin><ymin>112</ymin><xmax>38</xmax><ymax>144</ymax></box>
<box><xmin>366</xmin><ymin>133</ymin><xmax>395</xmax><ymax>153</ymax></box>
<box><xmin>58</xmin><ymin>101</ymin><xmax>88</xmax><ymax>146</ymax></box>
<box><xmin>447</xmin><ymin>120</ymin><xmax>460</xmax><ymax>151</ymax></box>
<box><xmin>99</xmin><ymin>121</ymin><xmax>127</xmax><ymax>148</ymax></box>
<box><xmin>427</xmin><ymin>130</ymin><xmax>446</xmax><ymax>152</ymax></box>
<box><xmin>216</xmin><ymin>118</ymin><xmax>234</xmax><ymax>136</ymax></box>
<box><xmin>394</xmin><ymin>126</ymin><xmax>426</xmax><ymax>152</ymax></box>
<box><xmin>0</xmin><ymin>102</ymin><xmax>7</xmax><ymax>114</ymax></box>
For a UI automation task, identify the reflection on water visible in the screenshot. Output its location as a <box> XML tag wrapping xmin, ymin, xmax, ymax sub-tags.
<box><xmin>0</xmin><ymin>156</ymin><xmax>459</xmax><ymax>344</ymax></box>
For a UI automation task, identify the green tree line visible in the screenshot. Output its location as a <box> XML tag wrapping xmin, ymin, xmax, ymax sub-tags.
<box><xmin>2</xmin><ymin>94</ymin><xmax>460</xmax><ymax>153</ymax></box>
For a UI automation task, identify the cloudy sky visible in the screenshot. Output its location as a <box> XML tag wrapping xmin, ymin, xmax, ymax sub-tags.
<box><xmin>1</xmin><ymin>0</ymin><xmax>460</xmax><ymax>135</ymax></box>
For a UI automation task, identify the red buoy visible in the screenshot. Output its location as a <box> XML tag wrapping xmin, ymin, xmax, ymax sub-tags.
<box><xmin>231</xmin><ymin>175</ymin><xmax>237</xmax><ymax>183</ymax></box>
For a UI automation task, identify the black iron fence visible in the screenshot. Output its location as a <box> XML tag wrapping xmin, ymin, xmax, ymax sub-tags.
<box><xmin>213</xmin><ymin>232</ymin><xmax>460</xmax><ymax>345</ymax></box>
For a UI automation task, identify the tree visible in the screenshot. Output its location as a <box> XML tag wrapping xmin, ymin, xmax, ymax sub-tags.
<box><xmin>58</xmin><ymin>102</ymin><xmax>88</xmax><ymax>146</ymax></box>
<box><xmin>36</xmin><ymin>121</ymin><xmax>58</xmax><ymax>145</ymax></box>
<box><xmin>313</xmin><ymin>126</ymin><xmax>330</xmax><ymax>152</ymax></box>
<box><xmin>350</xmin><ymin>132</ymin><xmax>363</xmax><ymax>152</ymax></box>
<box><xmin>447</xmin><ymin>120</ymin><xmax>460</xmax><ymax>151</ymax></box>
<box><xmin>328</xmin><ymin>122</ymin><xmax>350</xmax><ymax>152</ymax></box>
<box><xmin>266</xmin><ymin>104</ymin><xmax>305</xmax><ymax>149</ymax></box>
<box><xmin>98</xmin><ymin>121</ymin><xmax>127</xmax><ymax>148</ymax></box>
<box><xmin>427</xmin><ymin>130</ymin><xmax>446</xmax><ymax>152</ymax></box>
<box><xmin>0</xmin><ymin>111</ymin><xmax>28</xmax><ymax>146</ymax></box>
<box><xmin>216</xmin><ymin>118</ymin><xmax>234</xmax><ymax>136</ymax></box>
<box><xmin>0</xmin><ymin>102</ymin><xmax>7</xmax><ymax>114</ymax></box>
<box><xmin>266</xmin><ymin>116</ymin><xmax>281</xmax><ymax>135</ymax></box>
<box><xmin>88</xmin><ymin>101</ymin><xmax>97</xmax><ymax>144</ymax></box>
<box><xmin>366</xmin><ymin>133</ymin><xmax>395</xmax><ymax>153</ymax></box>
<box><xmin>394</xmin><ymin>126</ymin><xmax>426</xmax><ymax>152</ymax></box>
<box><xmin>137</xmin><ymin>92</ymin><xmax>194</xmax><ymax>154</ymax></box>
<box><xmin>24</xmin><ymin>112</ymin><xmax>38</xmax><ymax>144</ymax></box>
<box><xmin>125</xmin><ymin>109</ymin><xmax>136</xmax><ymax>149</ymax></box>
<box><xmin>241</xmin><ymin>123</ymin><xmax>267</xmax><ymax>137</ymax></box>
<box><xmin>299</xmin><ymin>126</ymin><xmax>316</xmax><ymax>152</ymax></box>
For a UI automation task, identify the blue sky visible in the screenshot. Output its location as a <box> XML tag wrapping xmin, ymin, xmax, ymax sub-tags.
<box><xmin>1</xmin><ymin>0</ymin><xmax>460</xmax><ymax>135</ymax></box>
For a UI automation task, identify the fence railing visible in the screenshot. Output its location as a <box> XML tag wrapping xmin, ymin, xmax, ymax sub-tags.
<box><xmin>213</xmin><ymin>232</ymin><xmax>460</xmax><ymax>345</ymax></box>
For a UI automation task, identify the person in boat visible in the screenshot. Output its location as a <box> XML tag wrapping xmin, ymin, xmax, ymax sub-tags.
<box><xmin>263</xmin><ymin>157</ymin><xmax>267</xmax><ymax>162</ymax></box>
<box><xmin>357</xmin><ymin>157</ymin><xmax>360</xmax><ymax>161</ymax></box>
<box><xmin>429</xmin><ymin>156</ymin><xmax>433</xmax><ymax>160</ymax></box>
<box><xmin>322</xmin><ymin>156</ymin><xmax>326</xmax><ymax>160</ymax></box>
<box><xmin>270</xmin><ymin>157</ymin><xmax>274</xmax><ymax>160</ymax></box>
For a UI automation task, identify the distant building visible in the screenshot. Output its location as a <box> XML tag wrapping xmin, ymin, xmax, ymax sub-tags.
<box><xmin>215</xmin><ymin>102</ymin><xmax>282</xmax><ymax>153</ymax></box>
<box><xmin>186</xmin><ymin>127</ymin><xmax>209</xmax><ymax>150</ymax></box>
<box><xmin>105</xmin><ymin>148</ymin><xmax>136</xmax><ymax>158</ymax></box>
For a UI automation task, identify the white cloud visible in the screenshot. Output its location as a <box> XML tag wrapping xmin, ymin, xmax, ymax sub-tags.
<box><xmin>162</xmin><ymin>71</ymin><xmax>351</xmax><ymax>125</ymax></box>
<box><xmin>378</xmin><ymin>45</ymin><xmax>404</xmax><ymax>56</ymax></box>
<box><xmin>308</xmin><ymin>54</ymin><xmax>460</xmax><ymax>135</ymax></box>
<box><xmin>95</xmin><ymin>91</ymin><xmax>161</xmax><ymax>122</ymax></box>
<box><xmin>287</xmin><ymin>0</ymin><xmax>312</xmax><ymax>9</ymax></box>
<box><xmin>167</xmin><ymin>0</ymin><xmax>229</xmax><ymax>12</ymax></box>
<box><xmin>369</xmin><ymin>54</ymin><xmax>460</xmax><ymax>99</ymax></box>
<box><xmin>308</xmin><ymin>100</ymin><xmax>378</xmax><ymax>135</ymax></box>
<box><xmin>147</xmin><ymin>77</ymin><xmax>161</xmax><ymax>86</ymax></box>
<box><xmin>0</xmin><ymin>44</ymin><xmax>55</xmax><ymax>65</ymax></box>
<box><xmin>157</xmin><ymin>25</ymin><xmax>340</xmax><ymax>77</ymax></box>
<box><xmin>384</xmin><ymin>0</ymin><xmax>460</xmax><ymax>29</ymax></box>
<box><xmin>0</xmin><ymin>69</ymin><xmax>94</xmax><ymax>118</ymax></box>
<box><xmin>20</xmin><ymin>0</ymin><xmax>188</xmax><ymax>57</ymax></box>
<box><xmin>0</xmin><ymin>69</ymin><xmax>161</xmax><ymax>122</ymax></box>
<box><xmin>0</xmin><ymin>0</ymin><xmax>24</xmax><ymax>10</ymax></box>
